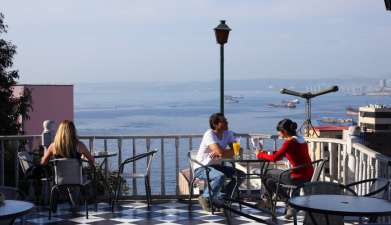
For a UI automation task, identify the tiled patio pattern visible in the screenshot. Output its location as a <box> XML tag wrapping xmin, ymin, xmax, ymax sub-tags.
<box><xmin>14</xmin><ymin>200</ymin><xmax>360</xmax><ymax>225</ymax></box>
<box><xmin>14</xmin><ymin>200</ymin><xmax>308</xmax><ymax>225</ymax></box>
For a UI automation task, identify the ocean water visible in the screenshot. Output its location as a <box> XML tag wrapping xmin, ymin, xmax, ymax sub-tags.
<box><xmin>74</xmin><ymin>80</ymin><xmax>391</xmax><ymax>135</ymax></box>
<box><xmin>73</xmin><ymin>80</ymin><xmax>391</xmax><ymax>195</ymax></box>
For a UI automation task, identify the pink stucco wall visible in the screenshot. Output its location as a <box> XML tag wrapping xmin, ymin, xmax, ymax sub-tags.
<box><xmin>12</xmin><ymin>85</ymin><xmax>73</xmax><ymax>135</ymax></box>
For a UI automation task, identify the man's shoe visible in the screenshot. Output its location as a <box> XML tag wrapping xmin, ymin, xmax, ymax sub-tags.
<box><xmin>198</xmin><ymin>196</ymin><xmax>211</xmax><ymax>212</ymax></box>
<box><xmin>212</xmin><ymin>198</ymin><xmax>225</xmax><ymax>208</ymax></box>
<box><xmin>284</xmin><ymin>206</ymin><xmax>296</xmax><ymax>219</ymax></box>
<box><xmin>255</xmin><ymin>198</ymin><xmax>272</xmax><ymax>209</ymax></box>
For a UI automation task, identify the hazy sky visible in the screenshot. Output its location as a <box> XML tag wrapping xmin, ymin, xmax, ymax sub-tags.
<box><xmin>2</xmin><ymin>0</ymin><xmax>390</xmax><ymax>83</ymax></box>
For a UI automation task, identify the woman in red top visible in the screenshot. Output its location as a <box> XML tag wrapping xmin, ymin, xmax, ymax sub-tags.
<box><xmin>256</xmin><ymin>119</ymin><xmax>313</xmax><ymax>217</ymax></box>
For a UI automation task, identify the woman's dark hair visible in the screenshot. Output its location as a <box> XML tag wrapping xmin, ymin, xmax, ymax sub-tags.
<box><xmin>276</xmin><ymin>119</ymin><xmax>297</xmax><ymax>136</ymax></box>
<box><xmin>209</xmin><ymin>113</ymin><xmax>227</xmax><ymax>129</ymax></box>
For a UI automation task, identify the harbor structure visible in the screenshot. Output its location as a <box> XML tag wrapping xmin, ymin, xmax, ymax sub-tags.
<box><xmin>359</xmin><ymin>104</ymin><xmax>391</xmax><ymax>156</ymax></box>
<box><xmin>359</xmin><ymin>104</ymin><xmax>391</xmax><ymax>133</ymax></box>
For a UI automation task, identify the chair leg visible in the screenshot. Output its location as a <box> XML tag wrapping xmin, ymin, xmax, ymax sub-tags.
<box><xmin>82</xmin><ymin>187</ymin><xmax>89</xmax><ymax>219</ymax></box>
<box><xmin>188</xmin><ymin>179</ymin><xmax>195</xmax><ymax>211</ymax></box>
<box><xmin>231</xmin><ymin>181</ymin><xmax>241</xmax><ymax>211</ymax></box>
<box><xmin>49</xmin><ymin>186</ymin><xmax>57</xmax><ymax>220</ymax></box>
<box><xmin>144</xmin><ymin>178</ymin><xmax>151</xmax><ymax>208</ymax></box>
<box><xmin>147</xmin><ymin>178</ymin><xmax>152</xmax><ymax>206</ymax></box>
<box><xmin>67</xmin><ymin>187</ymin><xmax>77</xmax><ymax>208</ymax></box>
<box><xmin>208</xmin><ymin>197</ymin><xmax>214</xmax><ymax>214</ymax></box>
<box><xmin>112</xmin><ymin>177</ymin><xmax>122</xmax><ymax>212</ymax></box>
<box><xmin>271</xmin><ymin>194</ymin><xmax>277</xmax><ymax>218</ymax></box>
<box><xmin>85</xmin><ymin>199</ymin><xmax>89</xmax><ymax>219</ymax></box>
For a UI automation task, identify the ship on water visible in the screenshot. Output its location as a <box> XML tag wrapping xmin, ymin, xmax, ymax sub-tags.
<box><xmin>268</xmin><ymin>99</ymin><xmax>298</xmax><ymax>108</ymax></box>
<box><xmin>318</xmin><ymin>117</ymin><xmax>354</xmax><ymax>125</ymax></box>
<box><xmin>224</xmin><ymin>95</ymin><xmax>242</xmax><ymax>103</ymax></box>
<box><xmin>346</xmin><ymin>107</ymin><xmax>359</xmax><ymax>116</ymax></box>
<box><xmin>268</xmin><ymin>102</ymin><xmax>296</xmax><ymax>108</ymax></box>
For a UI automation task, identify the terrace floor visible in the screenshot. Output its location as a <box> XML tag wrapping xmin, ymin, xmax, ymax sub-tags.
<box><xmin>14</xmin><ymin>200</ymin><xmax>358</xmax><ymax>225</ymax></box>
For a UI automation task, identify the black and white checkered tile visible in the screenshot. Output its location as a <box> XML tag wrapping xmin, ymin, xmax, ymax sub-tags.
<box><xmin>14</xmin><ymin>200</ymin><xmax>354</xmax><ymax>225</ymax></box>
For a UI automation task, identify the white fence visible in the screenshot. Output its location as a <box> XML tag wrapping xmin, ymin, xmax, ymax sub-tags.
<box><xmin>1</xmin><ymin>132</ymin><xmax>390</xmax><ymax>198</ymax></box>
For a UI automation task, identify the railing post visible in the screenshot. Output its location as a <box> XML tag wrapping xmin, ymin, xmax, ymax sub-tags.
<box><xmin>175</xmin><ymin>137</ymin><xmax>180</xmax><ymax>196</ymax></box>
<box><xmin>132</xmin><ymin>138</ymin><xmax>137</xmax><ymax>195</ymax></box>
<box><xmin>104</xmin><ymin>139</ymin><xmax>108</xmax><ymax>178</ymax></box>
<box><xmin>117</xmin><ymin>138</ymin><xmax>122</xmax><ymax>197</ymax></box>
<box><xmin>41</xmin><ymin>120</ymin><xmax>54</xmax><ymax>150</ymax></box>
<box><xmin>344</xmin><ymin>126</ymin><xmax>360</xmax><ymax>184</ymax></box>
<box><xmin>329</xmin><ymin>143</ymin><xmax>337</xmax><ymax>182</ymax></box>
<box><xmin>0</xmin><ymin>140</ymin><xmax>4</xmax><ymax>185</ymax></box>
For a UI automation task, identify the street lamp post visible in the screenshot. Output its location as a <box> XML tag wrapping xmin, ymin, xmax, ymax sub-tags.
<box><xmin>386</xmin><ymin>0</ymin><xmax>391</xmax><ymax>11</ymax></box>
<box><xmin>214</xmin><ymin>20</ymin><xmax>231</xmax><ymax>115</ymax></box>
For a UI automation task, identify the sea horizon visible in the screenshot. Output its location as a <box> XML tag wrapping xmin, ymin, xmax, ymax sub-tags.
<box><xmin>74</xmin><ymin>78</ymin><xmax>391</xmax><ymax>136</ymax></box>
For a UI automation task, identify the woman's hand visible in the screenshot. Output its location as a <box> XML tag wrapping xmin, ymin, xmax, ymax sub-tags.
<box><xmin>209</xmin><ymin>151</ymin><xmax>221</xmax><ymax>159</ymax></box>
<box><xmin>255</xmin><ymin>149</ymin><xmax>263</xmax><ymax>156</ymax></box>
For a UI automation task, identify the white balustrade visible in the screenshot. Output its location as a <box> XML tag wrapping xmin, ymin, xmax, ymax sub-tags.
<box><xmin>1</xmin><ymin>131</ymin><xmax>391</xmax><ymax>211</ymax></box>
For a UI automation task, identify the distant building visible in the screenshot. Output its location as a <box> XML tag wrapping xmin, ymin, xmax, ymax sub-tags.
<box><xmin>359</xmin><ymin>104</ymin><xmax>391</xmax><ymax>133</ymax></box>
<box><xmin>359</xmin><ymin>104</ymin><xmax>391</xmax><ymax>156</ymax></box>
<box><xmin>12</xmin><ymin>84</ymin><xmax>73</xmax><ymax>135</ymax></box>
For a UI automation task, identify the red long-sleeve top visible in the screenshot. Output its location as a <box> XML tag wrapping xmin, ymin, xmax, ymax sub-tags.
<box><xmin>256</xmin><ymin>137</ymin><xmax>314</xmax><ymax>181</ymax></box>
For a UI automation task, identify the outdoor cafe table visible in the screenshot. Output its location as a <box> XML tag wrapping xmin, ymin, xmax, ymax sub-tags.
<box><xmin>92</xmin><ymin>151</ymin><xmax>117</xmax><ymax>171</ymax></box>
<box><xmin>220</xmin><ymin>153</ymin><xmax>270</xmax><ymax>198</ymax></box>
<box><xmin>91</xmin><ymin>151</ymin><xmax>117</xmax><ymax>202</ymax></box>
<box><xmin>288</xmin><ymin>194</ymin><xmax>391</xmax><ymax>225</ymax></box>
<box><xmin>0</xmin><ymin>200</ymin><xmax>34</xmax><ymax>225</ymax></box>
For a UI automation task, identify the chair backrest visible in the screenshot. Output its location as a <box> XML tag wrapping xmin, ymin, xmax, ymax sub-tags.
<box><xmin>346</xmin><ymin>178</ymin><xmax>390</xmax><ymax>199</ymax></box>
<box><xmin>300</xmin><ymin>181</ymin><xmax>357</xmax><ymax>196</ymax></box>
<box><xmin>368</xmin><ymin>178</ymin><xmax>389</xmax><ymax>198</ymax></box>
<box><xmin>121</xmin><ymin>150</ymin><xmax>158</xmax><ymax>175</ymax></box>
<box><xmin>52</xmin><ymin>158</ymin><xmax>82</xmax><ymax>185</ymax></box>
<box><xmin>310</xmin><ymin>159</ymin><xmax>328</xmax><ymax>182</ymax></box>
<box><xmin>298</xmin><ymin>181</ymin><xmax>356</xmax><ymax>225</ymax></box>
<box><xmin>17</xmin><ymin>151</ymin><xmax>34</xmax><ymax>174</ymax></box>
<box><xmin>145</xmin><ymin>150</ymin><xmax>158</xmax><ymax>174</ymax></box>
<box><xmin>0</xmin><ymin>186</ymin><xmax>24</xmax><ymax>200</ymax></box>
<box><xmin>188</xmin><ymin>150</ymin><xmax>198</xmax><ymax>174</ymax></box>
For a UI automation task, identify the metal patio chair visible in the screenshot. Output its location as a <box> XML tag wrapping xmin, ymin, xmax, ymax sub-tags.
<box><xmin>187</xmin><ymin>150</ymin><xmax>217</xmax><ymax>214</ymax></box>
<box><xmin>0</xmin><ymin>186</ymin><xmax>26</xmax><ymax>200</ymax></box>
<box><xmin>270</xmin><ymin>158</ymin><xmax>328</xmax><ymax>217</ymax></box>
<box><xmin>17</xmin><ymin>151</ymin><xmax>52</xmax><ymax>203</ymax></box>
<box><xmin>346</xmin><ymin>178</ymin><xmax>390</xmax><ymax>222</ymax></box>
<box><xmin>49</xmin><ymin>158</ymin><xmax>91</xmax><ymax>220</ymax></box>
<box><xmin>346</xmin><ymin>178</ymin><xmax>389</xmax><ymax>198</ymax></box>
<box><xmin>112</xmin><ymin>149</ymin><xmax>158</xmax><ymax>211</ymax></box>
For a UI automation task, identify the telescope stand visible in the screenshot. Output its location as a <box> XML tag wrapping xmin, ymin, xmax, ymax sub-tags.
<box><xmin>299</xmin><ymin>119</ymin><xmax>319</xmax><ymax>137</ymax></box>
<box><xmin>299</xmin><ymin>98</ymin><xmax>319</xmax><ymax>137</ymax></box>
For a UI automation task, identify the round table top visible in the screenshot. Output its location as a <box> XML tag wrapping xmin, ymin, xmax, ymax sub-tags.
<box><xmin>0</xmin><ymin>200</ymin><xmax>34</xmax><ymax>219</ymax></box>
<box><xmin>93</xmin><ymin>152</ymin><xmax>117</xmax><ymax>159</ymax></box>
<box><xmin>289</xmin><ymin>194</ymin><xmax>391</xmax><ymax>217</ymax></box>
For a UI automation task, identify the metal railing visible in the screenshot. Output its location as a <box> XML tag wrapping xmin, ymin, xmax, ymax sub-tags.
<box><xmin>305</xmin><ymin>136</ymin><xmax>391</xmax><ymax>223</ymax></box>
<box><xmin>0</xmin><ymin>135</ymin><xmax>42</xmax><ymax>187</ymax></box>
<box><xmin>1</xmin><ymin>133</ymin><xmax>391</xmax><ymax>198</ymax></box>
<box><xmin>76</xmin><ymin>133</ymin><xmax>280</xmax><ymax>197</ymax></box>
<box><xmin>2</xmin><ymin>131</ymin><xmax>391</xmax><ymax>222</ymax></box>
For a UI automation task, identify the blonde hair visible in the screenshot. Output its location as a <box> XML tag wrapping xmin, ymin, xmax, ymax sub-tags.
<box><xmin>53</xmin><ymin>120</ymin><xmax>78</xmax><ymax>158</ymax></box>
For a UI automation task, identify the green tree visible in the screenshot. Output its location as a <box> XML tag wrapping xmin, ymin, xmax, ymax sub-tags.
<box><xmin>0</xmin><ymin>13</ymin><xmax>32</xmax><ymax>135</ymax></box>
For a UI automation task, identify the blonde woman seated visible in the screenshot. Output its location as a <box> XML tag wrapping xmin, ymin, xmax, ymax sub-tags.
<box><xmin>41</xmin><ymin>120</ymin><xmax>94</xmax><ymax>165</ymax></box>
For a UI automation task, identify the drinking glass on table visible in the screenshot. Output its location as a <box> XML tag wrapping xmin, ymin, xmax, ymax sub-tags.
<box><xmin>233</xmin><ymin>137</ymin><xmax>241</xmax><ymax>157</ymax></box>
<box><xmin>250</xmin><ymin>137</ymin><xmax>263</xmax><ymax>150</ymax></box>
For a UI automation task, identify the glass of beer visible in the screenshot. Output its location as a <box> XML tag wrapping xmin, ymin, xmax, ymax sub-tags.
<box><xmin>233</xmin><ymin>138</ymin><xmax>241</xmax><ymax>157</ymax></box>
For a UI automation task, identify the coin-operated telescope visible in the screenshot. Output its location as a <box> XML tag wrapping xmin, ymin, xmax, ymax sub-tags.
<box><xmin>280</xmin><ymin>86</ymin><xmax>339</xmax><ymax>137</ymax></box>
